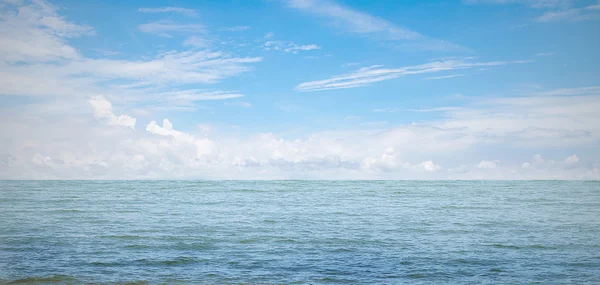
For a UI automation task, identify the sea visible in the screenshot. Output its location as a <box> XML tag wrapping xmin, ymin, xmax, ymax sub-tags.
<box><xmin>1</xmin><ymin>180</ymin><xmax>599</xmax><ymax>284</ymax></box>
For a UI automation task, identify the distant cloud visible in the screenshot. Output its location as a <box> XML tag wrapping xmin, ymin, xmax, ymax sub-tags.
<box><xmin>533</xmin><ymin>86</ymin><xmax>600</xmax><ymax>96</ymax></box>
<box><xmin>424</xmin><ymin>74</ymin><xmax>467</xmax><ymax>80</ymax></box>
<box><xmin>89</xmin><ymin>96</ymin><xmax>136</xmax><ymax>128</ymax></box>
<box><xmin>463</xmin><ymin>0</ymin><xmax>573</xmax><ymax>9</ymax></box>
<box><xmin>373</xmin><ymin>108</ymin><xmax>400</xmax><ymax>113</ymax></box>
<box><xmin>264</xmin><ymin>41</ymin><xmax>320</xmax><ymax>53</ymax></box>
<box><xmin>535</xmin><ymin>52</ymin><xmax>556</xmax><ymax>56</ymax></box>
<box><xmin>535</xmin><ymin>7</ymin><xmax>599</xmax><ymax>22</ymax></box>
<box><xmin>477</xmin><ymin>160</ymin><xmax>497</xmax><ymax>169</ymax></box>
<box><xmin>295</xmin><ymin>59</ymin><xmax>531</xmax><ymax>92</ymax></box>
<box><xmin>415</xmin><ymin>161</ymin><xmax>441</xmax><ymax>172</ymax></box>
<box><xmin>219</xmin><ymin>26</ymin><xmax>250</xmax><ymax>31</ymax></box>
<box><xmin>0</xmin><ymin>0</ymin><xmax>93</xmax><ymax>63</ymax></box>
<box><xmin>587</xmin><ymin>2</ymin><xmax>600</xmax><ymax>10</ymax></box>
<box><xmin>183</xmin><ymin>36</ymin><xmax>209</xmax><ymax>48</ymax></box>
<box><xmin>138</xmin><ymin>7</ymin><xmax>196</xmax><ymax>16</ymax></box>
<box><xmin>138</xmin><ymin>20</ymin><xmax>204</xmax><ymax>37</ymax></box>
<box><xmin>360</xmin><ymin>121</ymin><xmax>389</xmax><ymax>126</ymax></box>
<box><xmin>465</xmin><ymin>0</ymin><xmax>600</xmax><ymax>22</ymax></box>
<box><xmin>226</xmin><ymin>101</ymin><xmax>253</xmax><ymax>108</ymax></box>
<box><xmin>283</xmin><ymin>0</ymin><xmax>466</xmax><ymax>51</ymax></box>
<box><xmin>565</xmin><ymin>154</ymin><xmax>579</xmax><ymax>164</ymax></box>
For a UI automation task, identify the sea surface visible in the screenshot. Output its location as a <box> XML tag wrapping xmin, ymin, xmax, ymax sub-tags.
<box><xmin>1</xmin><ymin>180</ymin><xmax>599</xmax><ymax>284</ymax></box>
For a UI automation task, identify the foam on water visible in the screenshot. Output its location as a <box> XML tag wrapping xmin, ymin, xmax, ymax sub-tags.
<box><xmin>1</xmin><ymin>180</ymin><xmax>599</xmax><ymax>284</ymax></box>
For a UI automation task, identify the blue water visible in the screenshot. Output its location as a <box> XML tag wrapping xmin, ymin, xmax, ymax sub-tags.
<box><xmin>1</xmin><ymin>181</ymin><xmax>599</xmax><ymax>284</ymax></box>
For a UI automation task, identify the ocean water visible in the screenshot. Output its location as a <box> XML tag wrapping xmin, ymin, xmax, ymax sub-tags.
<box><xmin>1</xmin><ymin>181</ymin><xmax>599</xmax><ymax>284</ymax></box>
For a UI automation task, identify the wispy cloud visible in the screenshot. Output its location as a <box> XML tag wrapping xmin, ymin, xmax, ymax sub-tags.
<box><xmin>225</xmin><ymin>101</ymin><xmax>253</xmax><ymax>108</ymax></box>
<box><xmin>463</xmin><ymin>0</ymin><xmax>574</xmax><ymax>9</ymax></box>
<box><xmin>532</xmin><ymin>86</ymin><xmax>600</xmax><ymax>96</ymax></box>
<box><xmin>219</xmin><ymin>26</ymin><xmax>250</xmax><ymax>32</ymax></box>
<box><xmin>283</xmin><ymin>0</ymin><xmax>465</xmax><ymax>51</ymax></box>
<box><xmin>159</xmin><ymin>90</ymin><xmax>244</xmax><ymax>102</ymax></box>
<box><xmin>535</xmin><ymin>52</ymin><xmax>556</xmax><ymax>56</ymax></box>
<box><xmin>360</xmin><ymin>121</ymin><xmax>389</xmax><ymax>126</ymax></box>
<box><xmin>535</xmin><ymin>6</ymin><xmax>600</xmax><ymax>22</ymax></box>
<box><xmin>295</xmin><ymin>59</ymin><xmax>531</xmax><ymax>92</ymax></box>
<box><xmin>0</xmin><ymin>0</ymin><xmax>93</xmax><ymax>63</ymax></box>
<box><xmin>424</xmin><ymin>74</ymin><xmax>468</xmax><ymax>80</ymax></box>
<box><xmin>373</xmin><ymin>108</ymin><xmax>400</xmax><ymax>113</ymax></box>
<box><xmin>264</xmin><ymin>41</ymin><xmax>320</xmax><ymax>53</ymax></box>
<box><xmin>465</xmin><ymin>0</ymin><xmax>600</xmax><ymax>22</ymax></box>
<box><xmin>138</xmin><ymin>20</ymin><xmax>204</xmax><ymax>37</ymax></box>
<box><xmin>138</xmin><ymin>7</ymin><xmax>196</xmax><ymax>16</ymax></box>
<box><xmin>183</xmin><ymin>36</ymin><xmax>209</xmax><ymax>48</ymax></box>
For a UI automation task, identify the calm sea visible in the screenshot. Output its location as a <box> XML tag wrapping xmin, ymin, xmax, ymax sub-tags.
<box><xmin>1</xmin><ymin>180</ymin><xmax>599</xmax><ymax>284</ymax></box>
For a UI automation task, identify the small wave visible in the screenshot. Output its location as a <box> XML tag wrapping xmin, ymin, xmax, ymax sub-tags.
<box><xmin>115</xmin><ymin>281</ymin><xmax>149</xmax><ymax>285</ymax></box>
<box><xmin>527</xmin><ymin>244</ymin><xmax>550</xmax><ymax>249</ymax></box>
<box><xmin>52</xmin><ymin>209</ymin><xmax>83</xmax><ymax>213</ymax></box>
<box><xmin>124</xmin><ymin>244</ymin><xmax>151</xmax><ymax>249</ymax></box>
<box><xmin>489</xmin><ymin>244</ymin><xmax>521</xmax><ymax>249</ymax></box>
<box><xmin>239</xmin><ymin>238</ymin><xmax>259</xmax><ymax>244</ymax></box>
<box><xmin>135</xmin><ymin>257</ymin><xmax>201</xmax><ymax>266</ymax></box>
<box><xmin>99</xmin><ymin>235</ymin><xmax>143</xmax><ymax>239</ymax></box>
<box><xmin>6</xmin><ymin>275</ymin><xmax>77</xmax><ymax>284</ymax></box>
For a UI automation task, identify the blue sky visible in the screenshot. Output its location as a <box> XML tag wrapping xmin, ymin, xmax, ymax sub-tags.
<box><xmin>0</xmin><ymin>0</ymin><xmax>599</xmax><ymax>179</ymax></box>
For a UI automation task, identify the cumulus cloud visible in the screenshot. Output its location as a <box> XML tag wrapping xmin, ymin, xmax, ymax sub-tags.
<box><xmin>477</xmin><ymin>160</ymin><xmax>497</xmax><ymax>169</ymax></box>
<box><xmin>89</xmin><ymin>96</ymin><xmax>136</xmax><ymax>128</ymax></box>
<box><xmin>3</xmin><ymin>83</ymin><xmax>600</xmax><ymax>180</ymax></box>
<box><xmin>415</xmin><ymin>161</ymin><xmax>441</xmax><ymax>172</ymax></box>
<box><xmin>565</xmin><ymin>154</ymin><xmax>579</xmax><ymax>164</ymax></box>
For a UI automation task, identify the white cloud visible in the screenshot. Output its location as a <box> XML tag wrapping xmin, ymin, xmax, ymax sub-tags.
<box><xmin>373</xmin><ymin>108</ymin><xmax>400</xmax><ymax>113</ymax></box>
<box><xmin>284</xmin><ymin>0</ymin><xmax>464</xmax><ymax>51</ymax></box>
<box><xmin>565</xmin><ymin>154</ymin><xmax>579</xmax><ymax>164</ymax></box>
<box><xmin>587</xmin><ymin>2</ymin><xmax>600</xmax><ymax>10</ymax></box>
<box><xmin>295</xmin><ymin>59</ymin><xmax>530</xmax><ymax>92</ymax></box>
<box><xmin>533</xmin><ymin>154</ymin><xmax>544</xmax><ymax>164</ymax></box>
<box><xmin>183</xmin><ymin>36</ymin><xmax>209</xmax><ymax>48</ymax></box>
<box><xmin>219</xmin><ymin>26</ymin><xmax>250</xmax><ymax>31</ymax></box>
<box><xmin>415</xmin><ymin>161</ymin><xmax>441</xmax><ymax>172</ymax></box>
<box><xmin>465</xmin><ymin>0</ymin><xmax>600</xmax><ymax>22</ymax></box>
<box><xmin>264</xmin><ymin>41</ymin><xmax>320</xmax><ymax>53</ymax></box>
<box><xmin>535</xmin><ymin>8</ymin><xmax>595</xmax><ymax>22</ymax></box>
<box><xmin>1</xmin><ymin>1</ymin><xmax>599</xmax><ymax>180</ymax></box>
<box><xmin>89</xmin><ymin>96</ymin><xmax>136</xmax><ymax>128</ymax></box>
<box><xmin>477</xmin><ymin>160</ymin><xmax>497</xmax><ymax>169</ymax></box>
<box><xmin>424</xmin><ymin>74</ymin><xmax>468</xmax><ymax>80</ymax></box>
<box><xmin>3</xmin><ymin>90</ymin><xmax>600</xmax><ymax>179</ymax></box>
<box><xmin>463</xmin><ymin>0</ymin><xmax>573</xmax><ymax>9</ymax></box>
<box><xmin>138</xmin><ymin>7</ymin><xmax>196</xmax><ymax>16</ymax></box>
<box><xmin>138</xmin><ymin>20</ymin><xmax>204</xmax><ymax>37</ymax></box>
<box><xmin>225</xmin><ymin>101</ymin><xmax>252</xmax><ymax>108</ymax></box>
<box><xmin>0</xmin><ymin>0</ymin><xmax>93</xmax><ymax>63</ymax></box>
<box><xmin>0</xmin><ymin>50</ymin><xmax>262</xmax><ymax>99</ymax></box>
<box><xmin>535</xmin><ymin>52</ymin><xmax>556</xmax><ymax>56</ymax></box>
